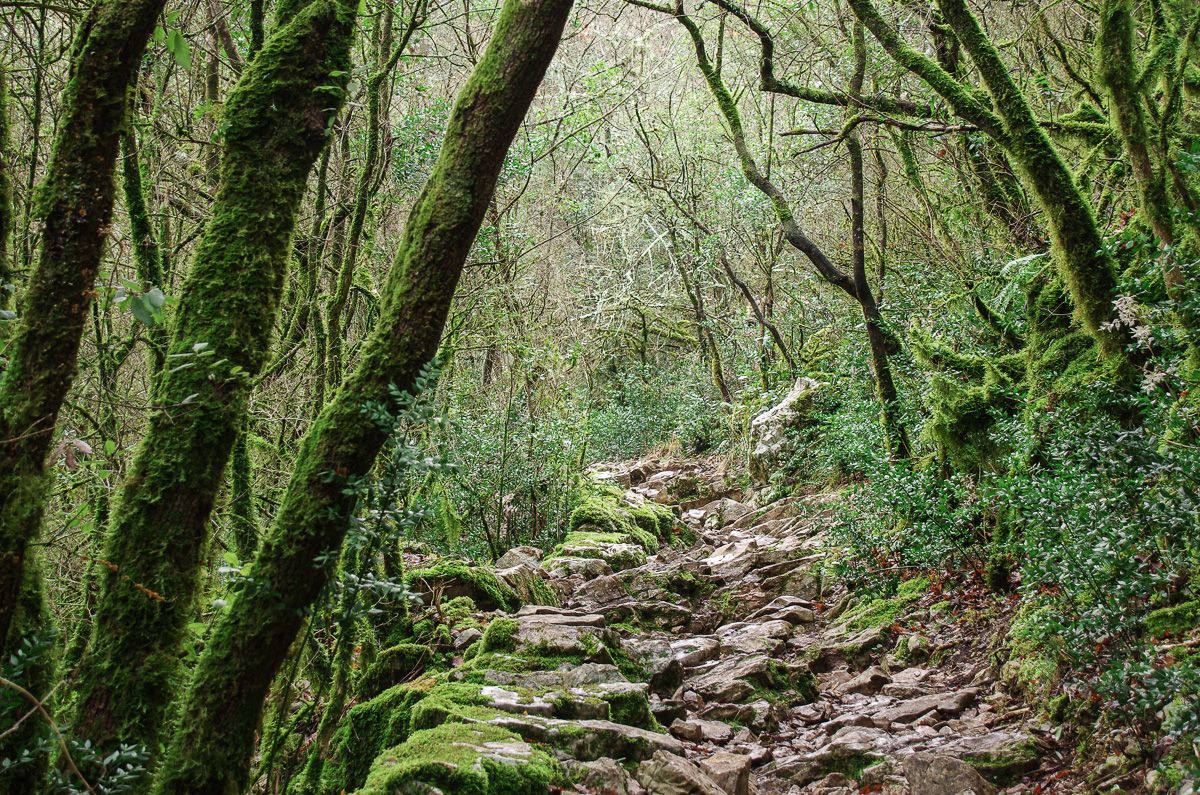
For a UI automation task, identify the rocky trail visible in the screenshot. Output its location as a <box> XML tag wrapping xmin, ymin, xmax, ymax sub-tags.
<box><xmin>329</xmin><ymin>456</ymin><xmax>1070</xmax><ymax>795</ymax></box>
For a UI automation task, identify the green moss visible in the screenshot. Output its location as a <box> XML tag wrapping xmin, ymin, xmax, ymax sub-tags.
<box><xmin>569</xmin><ymin>491</ymin><xmax>673</xmax><ymax>549</ymax></box>
<box><xmin>443</xmin><ymin>596</ymin><xmax>479</xmax><ymax>626</ymax></box>
<box><xmin>546</xmin><ymin>532</ymin><xmax>648</xmax><ymax>570</ymax></box>
<box><xmin>840</xmin><ymin>577</ymin><xmax>930</xmax><ymax>631</ymax></box>
<box><xmin>1144</xmin><ymin>601</ymin><xmax>1200</xmax><ymax>637</ymax></box>
<box><xmin>321</xmin><ymin>678</ymin><xmax>439</xmax><ymax>794</ymax></box>
<box><xmin>357</xmin><ymin>722</ymin><xmax>558</xmax><ymax>794</ymax></box>
<box><xmin>600</xmin><ymin>687</ymin><xmax>657</xmax><ymax>730</ymax></box>
<box><xmin>481</xmin><ymin>618</ymin><xmax>520</xmax><ymax>653</ymax></box>
<box><xmin>408</xmin><ymin>682</ymin><xmax>505</xmax><ymax>731</ymax></box>
<box><xmin>356</xmin><ymin>643</ymin><xmax>432</xmax><ymax>699</ymax></box>
<box><xmin>961</xmin><ymin>737</ymin><xmax>1040</xmax><ymax>785</ymax></box>
<box><xmin>407</xmin><ymin>560</ymin><xmax>521</xmax><ymax>612</ymax></box>
<box><xmin>498</xmin><ymin>566</ymin><xmax>560</xmax><ymax>608</ymax></box>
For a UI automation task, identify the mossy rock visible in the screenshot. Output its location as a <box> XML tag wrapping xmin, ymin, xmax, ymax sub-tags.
<box><xmin>409</xmin><ymin>682</ymin><xmax>510</xmax><ymax>731</ymax></box>
<box><xmin>569</xmin><ymin>491</ymin><xmax>675</xmax><ymax>545</ymax></box>
<box><xmin>840</xmin><ymin>577</ymin><xmax>930</xmax><ymax>632</ymax></box>
<box><xmin>496</xmin><ymin>564</ymin><xmax>560</xmax><ymax>608</ymax></box>
<box><xmin>356</xmin><ymin>643</ymin><xmax>433</xmax><ymax>699</ymax></box>
<box><xmin>547</xmin><ymin>532</ymin><xmax>648</xmax><ymax>571</ymax></box>
<box><xmin>960</xmin><ymin>736</ymin><xmax>1040</xmax><ymax>785</ymax></box>
<box><xmin>355</xmin><ymin>722</ymin><xmax>558</xmax><ymax>795</ymax></box>
<box><xmin>321</xmin><ymin>677</ymin><xmax>440</xmax><ymax>794</ymax></box>
<box><xmin>406</xmin><ymin>560</ymin><xmax>521</xmax><ymax>612</ymax></box>
<box><xmin>1144</xmin><ymin>601</ymin><xmax>1200</xmax><ymax>637</ymax></box>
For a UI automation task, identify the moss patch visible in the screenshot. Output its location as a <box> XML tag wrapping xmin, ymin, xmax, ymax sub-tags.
<box><xmin>356</xmin><ymin>643</ymin><xmax>432</xmax><ymax>699</ymax></box>
<box><xmin>1144</xmin><ymin>601</ymin><xmax>1200</xmax><ymax>638</ymax></box>
<box><xmin>357</xmin><ymin>722</ymin><xmax>558</xmax><ymax>794</ymax></box>
<box><xmin>840</xmin><ymin>576</ymin><xmax>931</xmax><ymax>632</ymax></box>
<box><xmin>406</xmin><ymin>560</ymin><xmax>521</xmax><ymax>612</ymax></box>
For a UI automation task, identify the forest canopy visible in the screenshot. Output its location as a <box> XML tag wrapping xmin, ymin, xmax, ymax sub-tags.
<box><xmin>0</xmin><ymin>0</ymin><xmax>1198</xmax><ymax>791</ymax></box>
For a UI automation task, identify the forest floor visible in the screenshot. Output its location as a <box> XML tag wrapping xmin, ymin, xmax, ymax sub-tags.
<box><xmin>373</xmin><ymin>455</ymin><xmax>1103</xmax><ymax>794</ymax></box>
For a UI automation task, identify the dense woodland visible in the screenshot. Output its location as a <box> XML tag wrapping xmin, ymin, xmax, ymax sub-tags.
<box><xmin>0</xmin><ymin>0</ymin><xmax>1197</xmax><ymax>791</ymax></box>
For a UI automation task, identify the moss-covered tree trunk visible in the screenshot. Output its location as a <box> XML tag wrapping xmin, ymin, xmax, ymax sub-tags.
<box><xmin>69</xmin><ymin>0</ymin><xmax>356</xmax><ymax>758</ymax></box>
<box><xmin>848</xmin><ymin>0</ymin><xmax>1138</xmax><ymax>366</ymax></box>
<box><xmin>0</xmin><ymin>65</ymin><xmax>13</xmax><ymax>325</ymax></box>
<box><xmin>0</xmin><ymin>0</ymin><xmax>169</xmax><ymax>650</ymax></box>
<box><xmin>152</xmin><ymin>1</ymin><xmax>573</xmax><ymax>790</ymax></box>
<box><xmin>1098</xmin><ymin>0</ymin><xmax>1200</xmax><ymax>371</ymax></box>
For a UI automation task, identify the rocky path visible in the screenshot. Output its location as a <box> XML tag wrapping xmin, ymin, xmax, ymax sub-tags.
<box><xmin>335</xmin><ymin>456</ymin><xmax>1063</xmax><ymax>794</ymax></box>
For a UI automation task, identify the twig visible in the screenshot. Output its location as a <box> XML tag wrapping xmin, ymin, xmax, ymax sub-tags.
<box><xmin>0</xmin><ymin>676</ymin><xmax>96</xmax><ymax>794</ymax></box>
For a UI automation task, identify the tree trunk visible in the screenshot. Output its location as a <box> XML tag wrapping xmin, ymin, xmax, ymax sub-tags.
<box><xmin>152</xmin><ymin>0</ymin><xmax>573</xmax><ymax>790</ymax></box>
<box><xmin>0</xmin><ymin>0</ymin><xmax>169</xmax><ymax>651</ymax></box>
<box><xmin>848</xmin><ymin>0</ymin><xmax>1136</xmax><ymax>365</ymax></box>
<box><xmin>0</xmin><ymin>65</ymin><xmax>13</xmax><ymax>324</ymax></box>
<box><xmin>69</xmin><ymin>0</ymin><xmax>356</xmax><ymax>759</ymax></box>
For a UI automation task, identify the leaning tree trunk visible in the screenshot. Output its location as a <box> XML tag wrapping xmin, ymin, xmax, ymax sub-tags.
<box><xmin>655</xmin><ymin>0</ymin><xmax>911</xmax><ymax>457</ymax></box>
<box><xmin>0</xmin><ymin>0</ymin><xmax>169</xmax><ymax>652</ymax></box>
<box><xmin>1098</xmin><ymin>0</ymin><xmax>1200</xmax><ymax>372</ymax></box>
<box><xmin>151</xmin><ymin>0</ymin><xmax>574</xmax><ymax>790</ymax></box>
<box><xmin>69</xmin><ymin>0</ymin><xmax>356</xmax><ymax>760</ymax></box>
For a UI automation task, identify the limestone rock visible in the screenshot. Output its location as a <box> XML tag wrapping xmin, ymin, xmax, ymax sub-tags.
<box><xmin>565</xmin><ymin>757</ymin><xmax>645</xmax><ymax>795</ymax></box>
<box><xmin>545</xmin><ymin>556</ymin><xmax>614</xmax><ymax>579</ymax></box>
<box><xmin>749</xmin><ymin>377</ymin><xmax>824</xmax><ymax>482</ymax></box>
<box><xmin>488</xmin><ymin>714</ymin><xmax>684</xmax><ymax>762</ymax></box>
<box><xmin>902</xmin><ymin>753</ymin><xmax>998</xmax><ymax>795</ymax></box>
<box><xmin>636</xmin><ymin>750</ymin><xmax>726</xmax><ymax>795</ymax></box>
<box><xmin>669</xmin><ymin>717</ymin><xmax>733</xmax><ymax>745</ymax></box>
<box><xmin>698</xmin><ymin>751</ymin><xmax>751</xmax><ymax>795</ymax></box>
<box><xmin>495</xmin><ymin>545</ymin><xmax>543</xmax><ymax>569</ymax></box>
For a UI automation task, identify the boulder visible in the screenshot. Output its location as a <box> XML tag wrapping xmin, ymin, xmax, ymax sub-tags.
<box><xmin>669</xmin><ymin>717</ymin><xmax>733</xmax><ymax>744</ymax></box>
<box><xmin>749</xmin><ymin>377</ymin><xmax>824</xmax><ymax>483</ymax></box>
<box><xmin>902</xmin><ymin>753</ymin><xmax>998</xmax><ymax>795</ymax></box>
<box><xmin>544</xmin><ymin>556</ymin><xmax>613</xmax><ymax>579</ymax></box>
<box><xmin>698</xmin><ymin>751</ymin><xmax>752</xmax><ymax>795</ymax></box>
<box><xmin>488</xmin><ymin>714</ymin><xmax>684</xmax><ymax>761</ymax></box>
<box><xmin>495</xmin><ymin>545</ymin><xmax>543</xmax><ymax>569</ymax></box>
<box><xmin>636</xmin><ymin>750</ymin><xmax>726</xmax><ymax>795</ymax></box>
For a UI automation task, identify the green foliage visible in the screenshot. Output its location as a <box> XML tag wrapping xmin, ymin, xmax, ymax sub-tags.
<box><xmin>357</xmin><ymin>643</ymin><xmax>432</xmax><ymax>699</ymax></box>
<box><xmin>585</xmin><ymin>364</ymin><xmax>728</xmax><ymax>460</ymax></box>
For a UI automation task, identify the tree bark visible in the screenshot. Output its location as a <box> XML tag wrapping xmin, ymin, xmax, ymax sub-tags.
<box><xmin>69</xmin><ymin>0</ymin><xmax>356</xmax><ymax>759</ymax></box>
<box><xmin>847</xmin><ymin>0</ymin><xmax>1137</xmax><ymax>365</ymax></box>
<box><xmin>151</xmin><ymin>0</ymin><xmax>573</xmax><ymax>791</ymax></box>
<box><xmin>0</xmin><ymin>0</ymin><xmax>169</xmax><ymax>650</ymax></box>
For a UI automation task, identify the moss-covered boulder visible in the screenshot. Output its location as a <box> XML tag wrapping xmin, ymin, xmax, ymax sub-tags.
<box><xmin>406</xmin><ymin>560</ymin><xmax>521</xmax><ymax>612</ymax></box>
<box><xmin>548</xmin><ymin>532</ymin><xmax>648</xmax><ymax>571</ymax></box>
<box><xmin>569</xmin><ymin>489</ymin><xmax>677</xmax><ymax>544</ymax></box>
<box><xmin>494</xmin><ymin>562</ymin><xmax>560</xmax><ymax>607</ymax></box>
<box><xmin>354</xmin><ymin>722</ymin><xmax>559</xmax><ymax>794</ymax></box>
<box><xmin>838</xmin><ymin>576</ymin><xmax>930</xmax><ymax>632</ymax></box>
<box><xmin>320</xmin><ymin>677</ymin><xmax>440</xmax><ymax>795</ymax></box>
<box><xmin>356</xmin><ymin>643</ymin><xmax>432</xmax><ymax>699</ymax></box>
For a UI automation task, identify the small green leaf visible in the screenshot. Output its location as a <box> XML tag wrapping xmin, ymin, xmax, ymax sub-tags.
<box><xmin>167</xmin><ymin>28</ymin><xmax>192</xmax><ymax>70</ymax></box>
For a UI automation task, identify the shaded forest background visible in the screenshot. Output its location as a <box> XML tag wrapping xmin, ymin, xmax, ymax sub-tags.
<box><xmin>0</xmin><ymin>0</ymin><xmax>1198</xmax><ymax>790</ymax></box>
